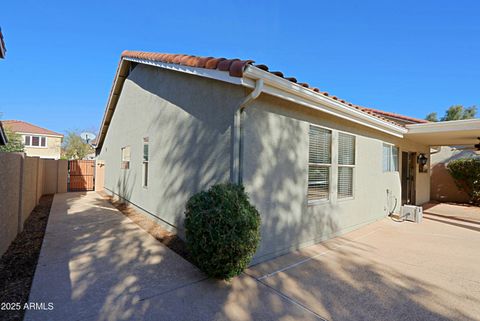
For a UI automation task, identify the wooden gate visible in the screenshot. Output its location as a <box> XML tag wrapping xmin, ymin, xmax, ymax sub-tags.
<box><xmin>68</xmin><ymin>160</ymin><xmax>95</xmax><ymax>191</ymax></box>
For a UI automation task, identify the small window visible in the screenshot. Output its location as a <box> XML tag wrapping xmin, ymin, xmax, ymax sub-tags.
<box><xmin>142</xmin><ymin>138</ymin><xmax>149</xmax><ymax>187</ymax></box>
<box><xmin>31</xmin><ymin>136</ymin><xmax>40</xmax><ymax>147</ymax></box>
<box><xmin>121</xmin><ymin>146</ymin><xmax>131</xmax><ymax>169</ymax></box>
<box><xmin>338</xmin><ymin>133</ymin><xmax>355</xmax><ymax>199</ymax></box>
<box><xmin>24</xmin><ymin>135</ymin><xmax>46</xmax><ymax>147</ymax></box>
<box><xmin>308</xmin><ymin>125</ymin><xmax>332</xmax><ymax>202</ymax></box>
<box><xmin>383</xmin><ymin>144</ymin><xmax>399</xmax><ymax>172</ymax></box>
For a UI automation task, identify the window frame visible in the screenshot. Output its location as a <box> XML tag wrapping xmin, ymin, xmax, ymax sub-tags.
<box><xmin>383</xmin><ymin>143</ymin><xmax>399</xmax><ymax>172</ymax></box>
<box><xmin>307</xmin><ymin>124</ymin><xmax>358</xmax><ymax>206</ymax></box>
<box><xmin>142</xmin><ymin>137</ymin><xmax>149</xmax><ymax>188</ymax></box>
<box><xmin>307</xmin><ymin>125</ymin><xmax>332</xmax><ymax>204</ymax></box>
<box><xmin>337</xmin><ymin>132</ymin><xmax>356</xmax><ymax>201</ymax></box>
<box><xmin>121</xmin><ymin>146</ymin><xmax>131</xmax><ymax>170</ymax></box>
<box><xmin>24</xmin><ymin>135</ymin><xmax>47</xmax><ymax>148</ymax></box>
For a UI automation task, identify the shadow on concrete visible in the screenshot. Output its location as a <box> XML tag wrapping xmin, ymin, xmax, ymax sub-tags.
<box><xmin>248</xmin><ymin>225</ymin><xmax>479</xmax><ymax>321</ymax></box>
<box><xmin>25</xmin><ymin>192</ymin><xmax>320</xmax><ymax>321</ymax></box>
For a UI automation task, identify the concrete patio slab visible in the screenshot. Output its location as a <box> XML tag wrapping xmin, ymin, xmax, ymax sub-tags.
<box><xmin>25</xmin><ymin>192</ymin><xmax>321</xmax><ymax>321</ymax></box>
<box><xmin>248</xmin><ymin>211</ymin><xmax>480</xmax><ymax>321</ymax></box>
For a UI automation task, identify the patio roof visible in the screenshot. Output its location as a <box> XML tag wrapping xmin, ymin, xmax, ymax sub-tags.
<box><xmin>405</xmin><ymin>118</ymin><xmax>480</xmax><ymax>146</ymax></box>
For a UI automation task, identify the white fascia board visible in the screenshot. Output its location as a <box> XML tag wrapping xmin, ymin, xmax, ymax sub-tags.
<box><xmin>15</xmin><ymin>131</ymin><xmax>63</xmax><ymax>138</ymax></box>
<box><xmin>406</xmin><ymin>118</ymin><xmax>480</xmax><ymax>134</ymax></box>
<box><xmin>123</xmin><ymin>57</ymin><xmax>255</xmax><ymax>87</ymax></box>
<box><xmin>243</xmin><ymin>66</ymin><xmax>407</xmax><ymax>138</ymax></box>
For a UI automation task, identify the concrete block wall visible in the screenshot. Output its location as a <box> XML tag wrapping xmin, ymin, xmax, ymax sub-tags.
<box><xmin>0</xmin><ymin>153</ymin><xmax>68</xmax><ymax>256</ymax></box>
<box><xmin>0</xmin><ymin>153</ymin><xmax>23</xmax><ymax>257</ymax></box>
<box><xmin>431</xmin><ymin>146</ymin><xmax>478</xmax><ymax>203</ymax></box>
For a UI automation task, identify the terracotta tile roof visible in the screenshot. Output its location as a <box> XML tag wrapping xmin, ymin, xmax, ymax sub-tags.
<box><xmin>362</xmin><ymin>108</ymin><xmax>428</xmax><ymax>124</ymax></box>
<box><xmin>121</xmin><ymin>50</ymin><xmax>424</xmax><ymax>127</ymax></box>
<box><xmin>2</xmin><ymin>120</ymin><xmax>63</xmax><ymax>137</ymax></box>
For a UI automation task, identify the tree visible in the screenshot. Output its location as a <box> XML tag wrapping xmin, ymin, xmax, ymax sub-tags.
<box><xmin>462</xmin><ymin>105</ymin><xmax>477</xmax><ymax>119</ymax></box>
<box><xmin>62</xmin><ymin>131</ymin><xmax>94</xmax><ymax>160</ymax></box>
<box><xmin>425</xmin><ymin>105</ymin><xmax>477</xmax><ymax>122</ymax></box>
<box><xmin>0</xmin><ymin>127</ymin><xmax>24</xmax><ymax>152</ymax></box>
<box><xmin>425</xmin><ymin>112</ymin><xmax>438</xmax><ymax>122</ymax></box>
<box><xmin>447</xmin><ymin>158</ymin><xmax>480</xmax><ymax>205</ymax></box>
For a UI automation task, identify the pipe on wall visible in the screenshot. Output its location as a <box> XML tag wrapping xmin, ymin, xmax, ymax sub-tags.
<box><xmin>232</xmin><ymin>79</ymin><xmax>264</xmax><ymax>184</ymax></box>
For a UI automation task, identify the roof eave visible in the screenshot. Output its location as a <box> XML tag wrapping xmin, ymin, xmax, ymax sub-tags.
<box><xmin>12</xmin><ymin>131</ymin><xmax>64</xmax><ymax>138</ymax></box>
<box><xmin>243</xmin><ymin>66</ymin><xmax>407</xmax><ymax>138</ymax></box>
<box><xmin>406</xmin><ymin>118</ymin><xmax>480</xmax><ymax>134</ymax></box>
<box><xmin>97</xmin><ymin>56</ymin><xmax>408</xmax><ymax>149</ymax></box>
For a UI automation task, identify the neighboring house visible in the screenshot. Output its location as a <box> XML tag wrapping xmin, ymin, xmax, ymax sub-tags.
<box><xmin>0</xmin><ymin>121</ymin><xmax>7</xmax><ymax>145</ymax></box>
<box><xmin>96</xmin><ymin>51</ymin><xmax>480</xmax><ymax>263</ymax></box>
<box><xmin>0</xmin><ymin>27</ymin><xmax>6</xmax><ymax>59</ymax></box>
<box><xmin>3</xmin><ymin>120</ymin><xmax>63</xmax><ymax>159</ymax></box>
<box><xmin>431</xmin><ymin>146</ymin><xmax>480</xmax><ymax>203</ymax></box>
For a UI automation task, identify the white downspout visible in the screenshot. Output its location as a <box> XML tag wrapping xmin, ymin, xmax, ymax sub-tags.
<box><xmin>232</xmin><ymin>79</ymin><xmax>264</xmax><ymax>184</ymax></box>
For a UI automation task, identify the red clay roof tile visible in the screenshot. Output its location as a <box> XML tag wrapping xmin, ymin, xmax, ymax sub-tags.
<box><xmin>2</xmin><ymin>120</ymin><xmax>63</xmax><ymax>136</ymax></box>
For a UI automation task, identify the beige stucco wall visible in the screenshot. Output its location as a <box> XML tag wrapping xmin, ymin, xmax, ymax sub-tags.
<box><xmin>0</xmin><ymin>154</ymin><xmax>68</xmax><ymax>256</ymax></box>
<box><xmin>22</xmin><ymin>135</ymin><xmax>62</xmax><ymax>159</ymax></box>
<box><xmin>243</xmin><ymin>94</ymin><xmax>430</xmax><ymax>262</ymax></box>
<box><xmin>430</xmin><ymin>146</ymin><xmax>478</xmax><ymax>203</ymax></box>
<box><xmin>97</xmin><ymin>64</ymin><xmax>431</xmax><ymax>264</ymax></box>
<box><xmin>98</xmin><ymin>64</ymin><xmax>245</xmax><ymax>237</ymax></box>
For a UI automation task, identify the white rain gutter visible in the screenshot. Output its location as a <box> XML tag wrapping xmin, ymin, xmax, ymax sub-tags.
<box><xmin>232</xmin><ymin>79</ymin><xmax>264</xmax><ymax>184</ymax></box>
<box><xmin>242</xmin><ymin>66</ymin><xmax>407</xmax><ymax>138</ymax></box>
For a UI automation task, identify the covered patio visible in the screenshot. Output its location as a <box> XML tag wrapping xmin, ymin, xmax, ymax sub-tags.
<box><xmin>405</xmin><ymin>118</ymin><xmax>480</xmax><ymax>147</ymax></box>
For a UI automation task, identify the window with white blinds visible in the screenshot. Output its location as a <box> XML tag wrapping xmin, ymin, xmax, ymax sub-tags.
<box><xmin>383</xmin><ymin>144</ymin><xmax>399</xmax><ymax>172</ymax></box>
<box><xmin>338</xmin><ymin>133</ymin><xmax>355</xmax><ymax>199</ymax></box>
<box><xmin>308</xmin><ymin>126</ymin><xmax>331</xmax><ymax>201</ymax></box>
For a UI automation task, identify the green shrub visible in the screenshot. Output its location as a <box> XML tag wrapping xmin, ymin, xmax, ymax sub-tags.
<box><xmin>184</xmin><ymin>183</ymin><xmax>261</xmax><ymax>279</ymax></box>
<box><xmin>447</xmin><ymin>158</ymin><xmax>480</xmax><ymax>205</ymax></box>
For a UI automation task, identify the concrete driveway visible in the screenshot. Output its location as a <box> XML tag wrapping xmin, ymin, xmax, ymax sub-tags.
<box><xmin>247</xmin><ymin>203</ymin><xmax>480</xmax><ymax>321</ymax></box>
<box><xmin>26</xmin><ymin>192</ymin><xmax>480</xmax><ymax>321</ymax></box>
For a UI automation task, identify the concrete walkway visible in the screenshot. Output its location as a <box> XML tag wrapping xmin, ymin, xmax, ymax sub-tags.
<box><xmin>248</xmin><ymin>206</ymin><xmax>480</xmax><ymax>321</ymax></box>
<box><xmin>26</xmin><ymin>192</ymin><xmax>321</xmax><ymax>321</ymax></box>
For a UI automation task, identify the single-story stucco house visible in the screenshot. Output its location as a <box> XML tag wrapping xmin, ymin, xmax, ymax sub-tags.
<box><xmin>96</xmin><ymin>51</ymin><xmax>480</xmax><ymax>263</ymax></box>
<box><xmin>3</xmin><ymin>120</ymin><xmax>64</xmax><ymax>159</ymax></box>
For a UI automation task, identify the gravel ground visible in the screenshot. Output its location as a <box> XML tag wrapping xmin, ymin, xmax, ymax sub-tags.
<box><xmin>0</xmin><ymin>195</ymin><xmax>54</xmax><ymax>321</ymax></box>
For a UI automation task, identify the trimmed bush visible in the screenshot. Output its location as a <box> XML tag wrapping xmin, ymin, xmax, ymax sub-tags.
<box><xmin>184</xmin><ymin>183</ymin><xmax>261</xmax><ymax>279</ymax></box>
<box><xmin>447</xmin><ymin>158</ymin><xmax>480</xmax><ymax>205</ymax></box>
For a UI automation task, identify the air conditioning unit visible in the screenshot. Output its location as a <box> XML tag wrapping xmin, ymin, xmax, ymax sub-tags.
<box><xmin>401</xmin><ymin>205</ymin><xmax>423</xmax><ymax>223</ymax></box>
